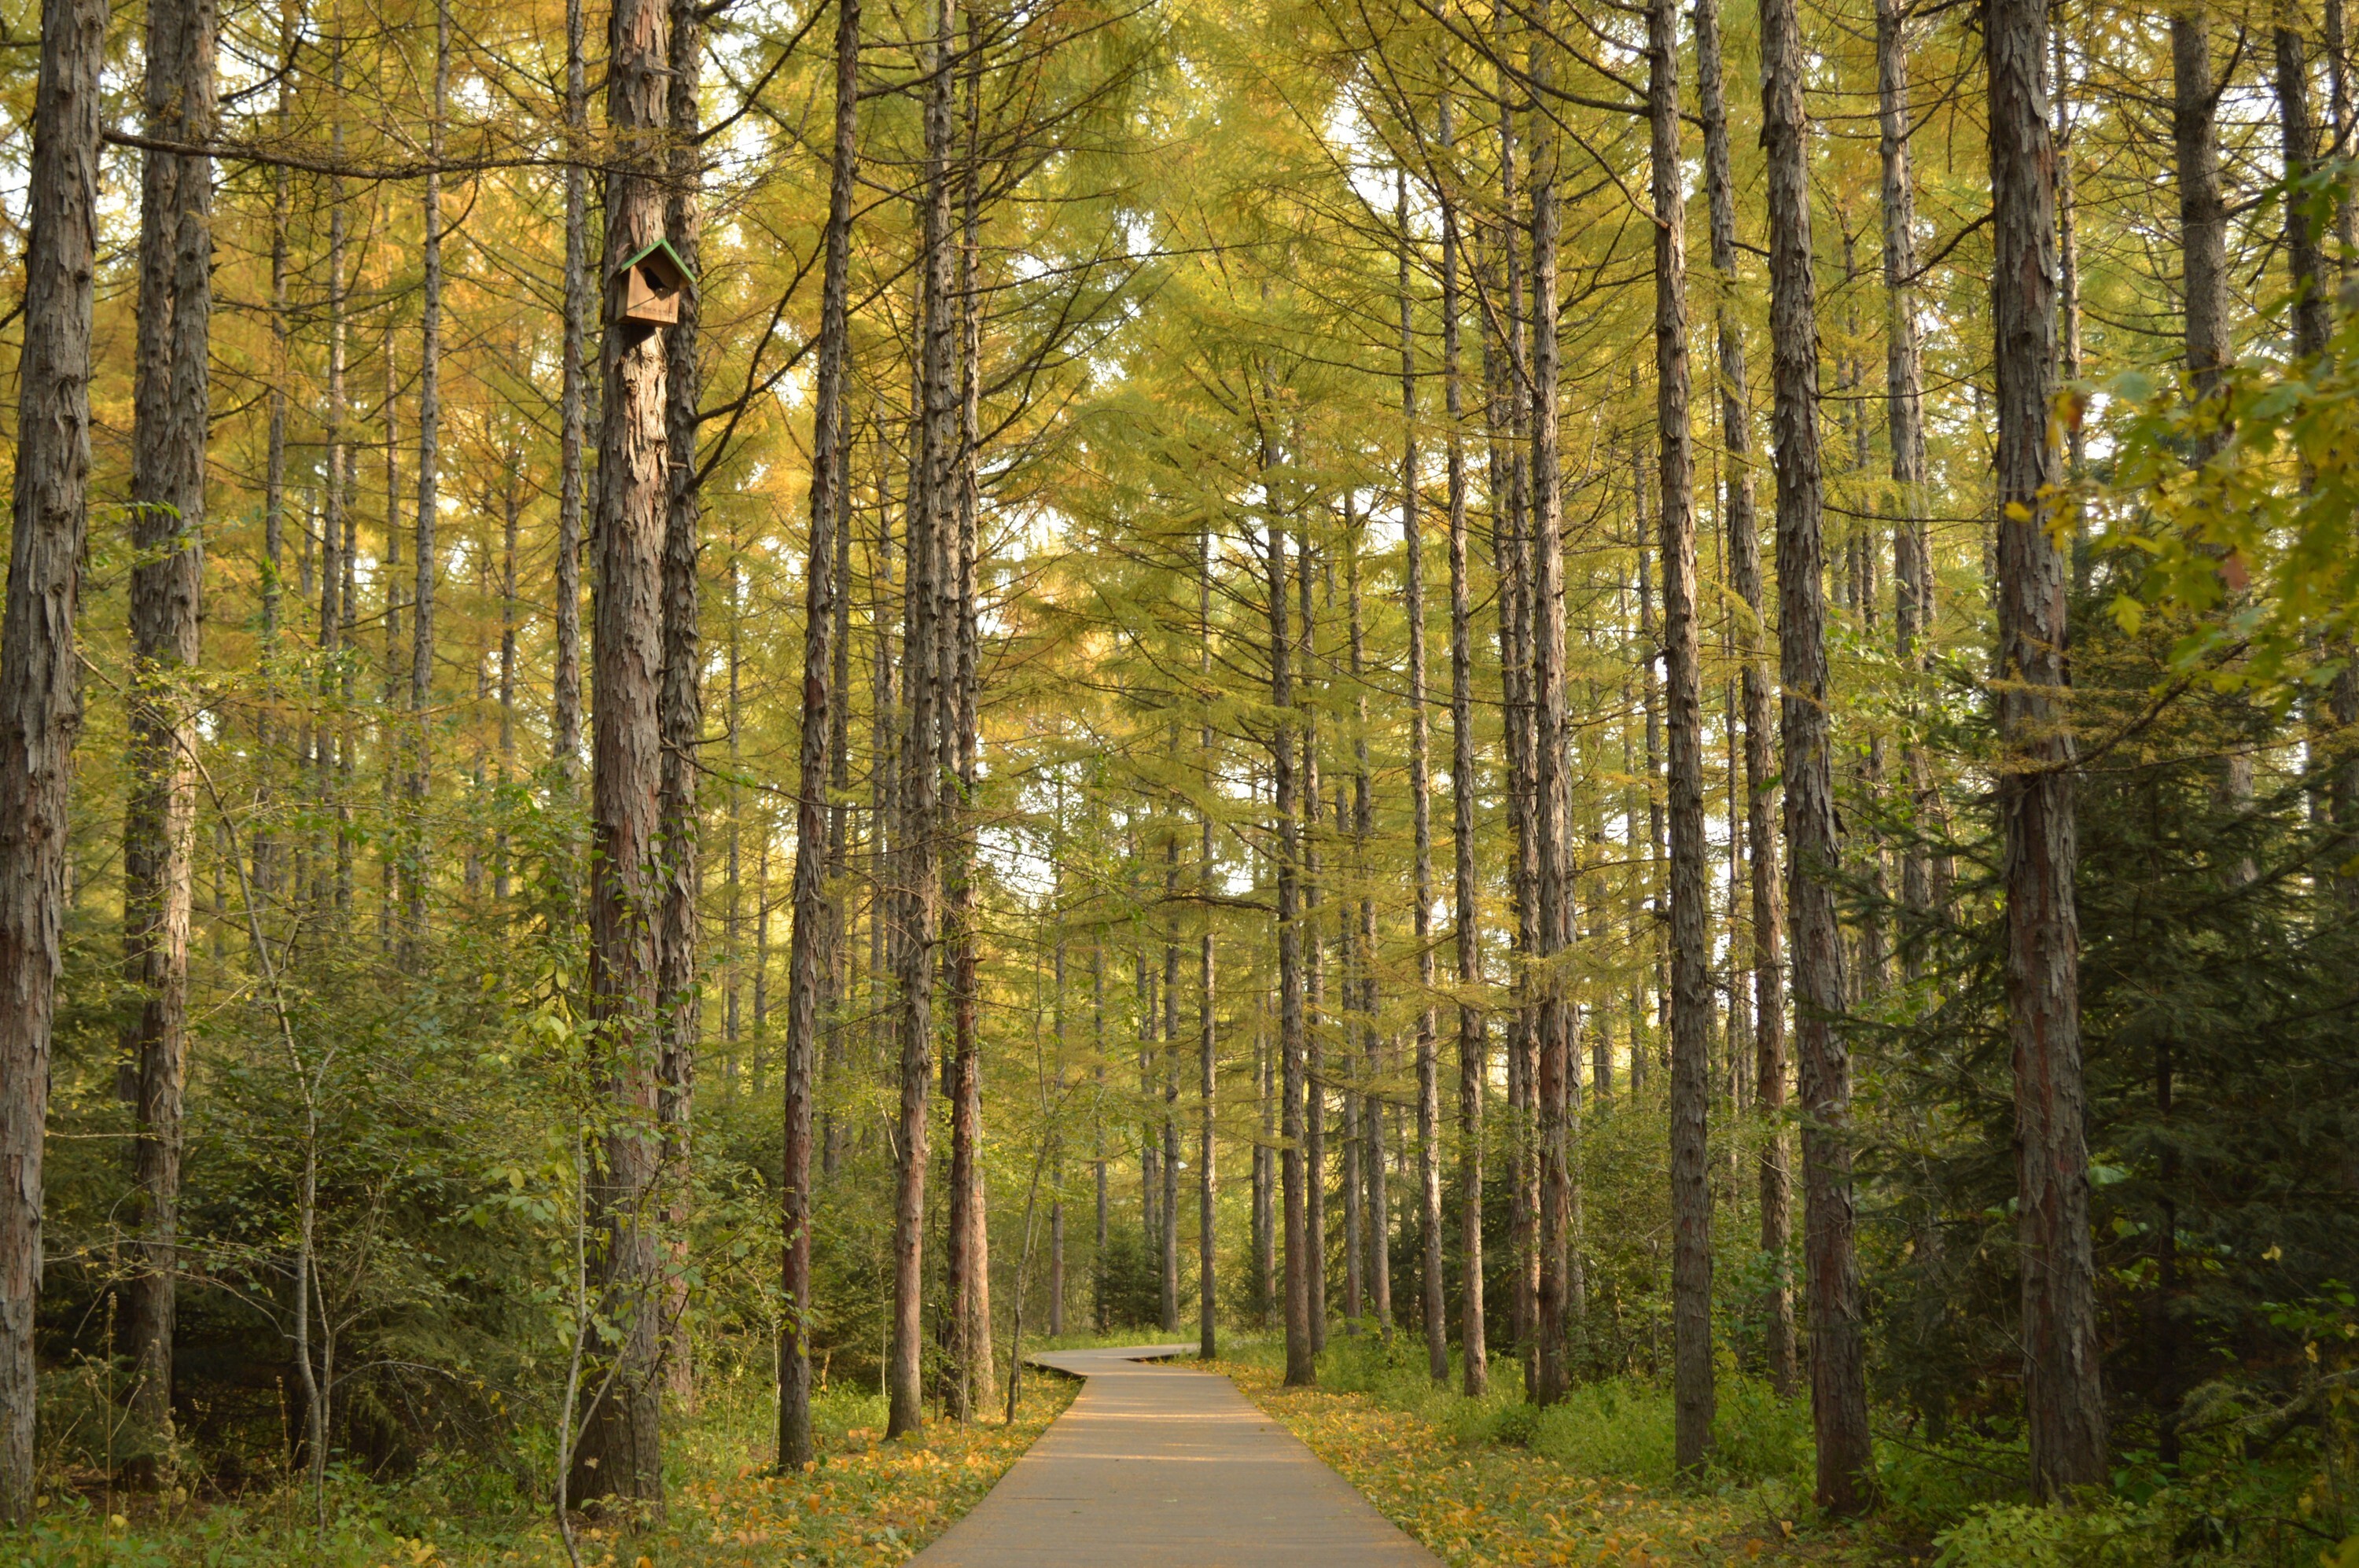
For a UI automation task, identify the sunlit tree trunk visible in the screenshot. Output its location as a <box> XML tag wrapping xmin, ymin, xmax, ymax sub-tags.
<box><xmin>1295</xmin><ymin>567</ymin><xmax>1323</xmax><ymax>1356</ymax></box>
<box><xmin>1346</xmin><ymin>520</ymin><xmax>1390</xmax><ymax>1333</ymax></box>
<box><xmin>1989</xmin><ymin>0</ymin><xmax>2107</xmax><ymax>1500</ymax></box>
<box><xmin>2280</xmin><ymin>26</ymin><xmax>2332</xmax><ymax>363</ymax></box>
<box><xmin>1268</xmin><ymin>470</ymin><xmax>1313</xmax><ymax>1383</ymax></box>
<box><xmin>553</xmin><ymin>0</ymin><xmax>589</xmax><ymax>782</ymax></box>
<box><xmin>573</xmin><ymin>0</ymin><xmax>673</xmax><ymax>1504</ymax></box>
<box><xmin>1650</xmin><ymin>0</ymin><xmax>1713</xmax><ymax>1476</ymax></box>
<box><xmin>944</xmin><ymin>20</ymin><xmax>994</xmax><ymax>1414</ymax></box>
<box><xmin>1696</xmin><ymin>0</ymin><xmax>1794</xmax><ymax>1398</ymax></box>
<box><xmin>405</xmin><ymin>0</ymin><xmax>448</xmax><ymax>951</ymax></box>
<box><xmin>653</xmin><ymin>0</ymin><xmax>705</xmax><ymax>1406</ymax></box>
<box><xmin>2174</xmin><ymin>8</ymin><xmax>2230</xmax><ymax>417</ymax></box>
<box><xmin>121</xmin><ymin>0</ymin><xmax>215</xmax><ymax>1484</ymax></box>
<box><xmin>780</xmin><ymin>0</ymin><xmax>860</xmax><ymax>1471</ymax></box>
<box><xmin>888</xmin><ymin>0</ymin><xmax>959</xmax><ymax>1439</ymax></box>
<box><xmin>1881</xmin><ymin>0</ymin><xmax>1937</xmax><ymax>944</ymax></box>
<box><xmin>1528</xmin><ymin>3</ymin><xmax>1575</xmax><ymax>1409</ymax></box>
<box><xmin>1441</xmin><ymin>91</ymin><xmax>1486</xmax><ymax>1400</ymax></box>
<box><xmin>0</xmin><ymin>0</ymin><xmax>105</xmax><ymax>1515</ymax></box>
<box><xmin>1765</xmin><ymin>0</ymin><xmax>1871</xmax><ymax>1509</ymax></box>
<box><xmin>1489</xmin><ymin>64</ymin><xmax>1540</xmax><ymax>1382</ymax></box>
<box><xmin>1397</xmin><ymin>174</ymin><xmax>1446</xmax><ymax>1384</ymax></box>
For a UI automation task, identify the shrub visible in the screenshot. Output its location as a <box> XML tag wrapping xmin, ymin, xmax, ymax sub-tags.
<box><xmin>1930</xmin><ymin>1500</ymin><xmax>2149</xmax><ymax>1568</ymax></box>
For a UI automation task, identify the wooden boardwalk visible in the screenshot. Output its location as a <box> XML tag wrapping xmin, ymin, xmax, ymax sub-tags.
<box><xmin>910</xmin><ymin>1345</ymin><xmax>1441</xmax><ymax>1567</ymax></box>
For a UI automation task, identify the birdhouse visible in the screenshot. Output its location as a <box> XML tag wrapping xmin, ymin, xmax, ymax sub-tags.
<box><xmin>616</xmin><ymin>238</ymin><xmax>694</xmax><ymax>326</ymax></box>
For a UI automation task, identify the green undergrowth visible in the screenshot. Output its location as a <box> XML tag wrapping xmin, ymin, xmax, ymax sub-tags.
<box><xmin>1215</xmin><ymin>1336</ymin><xmax>1831</xmax><ymax>1565</ymax></box>
<box><xmin>1241</xmin><ymin>1331</ymin><xmax>1816</xmax><ymax>1494</ymax></box>
<box><xmin>1215</xmin><ymin>1333</ymin><xmax>2359</xmax><ymax>1567</ymax></box>
<box><xmin>6</xmin><ymin>1360</ymin><xmax>1074</xmax><ymax>1567</ymax></box>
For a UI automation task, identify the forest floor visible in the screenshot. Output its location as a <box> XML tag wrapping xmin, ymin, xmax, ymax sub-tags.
<box><xmin>13</xmin><ymin>1372</ymin><xmax>1076</xmax><ymax>1568</ymax></box>
<box><xmin>1214</xmin><ymin>1347</ymin><xmax>1859</xmax><ymax>1567</ymax></box>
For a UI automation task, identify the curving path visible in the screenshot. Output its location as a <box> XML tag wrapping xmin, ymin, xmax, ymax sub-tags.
<box><xmin>909</xmin><ymin>1345</ymin><xmax>1441</xmax><ymax>1566</ymax></box>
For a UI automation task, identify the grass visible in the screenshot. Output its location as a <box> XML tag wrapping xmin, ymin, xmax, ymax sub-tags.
<box><xmin>9</xmin><ymin>1369</ymin><xmax>1075</xmax><ymax>1567</ymax></box>
<box><xmin>1212</xmin><ymin>1334</ymin><xmax>1850</xmax><ymax>1566</ymax></box>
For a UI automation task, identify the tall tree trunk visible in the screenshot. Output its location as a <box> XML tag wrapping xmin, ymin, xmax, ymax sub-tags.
<box><xmin>1096</xmin><ymin>938</ymin><xmax>1115</xmax><ymax>1331</ymax></box>
<box><xmin>121</xmin><ymin>0</ymin><xmax>215</xmax><ymax>1484</ymax></box>
<box><xmin>1651</xmin><ymin>0</ymin><xmax>1714</xmax><ymax>1477</ymax></box>
<box><xmin>573</xmin><ymin>0</ymin><xmax>673</xmax><ymax>1504</ymax></box>
<box><xmin>0</xmin><ymin>0</ymin><xmax>105</xmax><ymax>1518</ymax></box>
<box><xmin>945</xmin><ymin>25</ymin><xmax>993</xmax><ymax>1412</ymax></box>
<box><xmin>1528</xmin><ymin>4</ymin><xmax>1575</xmax><ymax>1409</ymax></box>
<box><xmin>1269</xmin><ymin>482</ymin><xmax>1313</xmax><ymax>1385</ymax></box>
<box><xmin>657</xmin><ymin>0</ymin><xmax>705</xmax><ymax>1407</ymax></box>
<box><xmin>1050</xmin><ymin>917</ymin><xmax>1067</xmax><ymax>1338</ymax></box>
<box><xmin>498</xmin><ymin>469</ymin><xmax>520</xmax><ymax>901</ymax></box>
<box><xmin>1252</xmin><ymin>994</ymin><xmax>1273</xmax><ymax>1327</ymax></box>
<box><xmin>1398</xmin><ymin>173</ymin><xmax>1447</xmax><ymax>1385</ymax></box>
<box><xmin>779</xmin><ymin>0</ymin><xmax>859</xmax><ymax>1473</ymax></box>
<box><xmin>1346</xmin><ymin>525</ymin><xmax>1390</xmax><ymax>1333</ymax></box>
<box><xmin>2280</xmin><ymin>25</ymin><xmax>2333</xmax><ymax>362</ymax></box>
<box><xmin>1162</xmin><ymin>895</ymin><xmax>1182</xmax><ymax>1338</ymax></box>
<box><xmin>823</xmin><ymin>396</ymin><xmax>855</xmax><ymax>1170</ymax></box>
<box><xmin>888</xmin><ymin>0</ymin><xmax>959</xmax><ymax>1440</ymax></box>
<box><xmin>318</xmin><ymin>61</ymin><xmax>345</xmax><ymax>927</ymax></box>
<box><xmin>1696</xmin><ymin>0</ymin><xmax>1794</xmax><ymax>1399</ymax></box>
<box><xmin>1490</xmin><ymin>61</ymin><xmax>1540</xmax><ymax>1382</ymax></box>
<box><xmin>2175</xmin><ymin>8</ymin><xmax>2231</xmax><ymax>418</ymax></box>
<box><xmin>2055</xmin><ymin>20</ymin><xmax>2085</xmax><ymax>502</ymax></box>
<box><xmin>1989</xmin><ymin>0</ymin><xmax>2107</xmax><ymax>1499</ymax></box>
<box><xmin>554</xmin><ymin>0</ymin><xmax>590</xmax><ymax>781</ymax></box>
<box><xmin>407</xmin><ymin>0</ymin><xmax>448</xmax><ymax>951</ymax></box>
<box><xmin>2331</xmin><ymin>0</ymin><xmax>2357</xmax><ymax>266</ymax></box>
<box><xmin>1765</xmin><ymin>0</ymin><xmax>1871</xmax><ymax>1510</ymax></box>
<box><xmin>1881</xmin><ymin>0</ymin><xmax>1936</xmax><ymax>939</ymax></box>
<box><xmin>255</xmin><ymin>1</ymin><xmax>295</xmax><ymax>901</ymax></box>
<box><xmin>1441</xmin><ymin>90</ymin><xmax>1487</xmax><ymax>1400</ymax></box>
<box><xmin>1200</xmin><ymin>802</ymin><xmax>1218</xmax><ymax>1360</ymax></box>
<box><xmin>1296</xmin><ymin>573</ymin><xmax>1323</xmax><ymax>1355</ymax></box>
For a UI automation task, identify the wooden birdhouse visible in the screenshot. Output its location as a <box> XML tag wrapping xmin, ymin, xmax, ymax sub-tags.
<box><xmin>616</xmin><ymin>238</ymin><xmax>694</xmax><ymax>326</ymax></box>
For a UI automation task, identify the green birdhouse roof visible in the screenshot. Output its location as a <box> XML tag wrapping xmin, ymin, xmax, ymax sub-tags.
<box><xmin>620</xmin><ymin>237</ymin><xmax>695</xmax><ymax>285</ymax></box>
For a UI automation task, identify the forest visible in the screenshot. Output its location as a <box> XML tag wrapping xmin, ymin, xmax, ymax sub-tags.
<box><xmin>0</xmin><ymin>0</ymin><xmax>2357</xmax><ymax>1559</ymax></box>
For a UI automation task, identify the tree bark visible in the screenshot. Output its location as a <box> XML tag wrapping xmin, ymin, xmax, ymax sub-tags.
<box><xmin>1296</xmin><ymin>580</ymin><xmax>1323</xmax><ymax>1354</ymax></box>
<box><xmin>573</xmin><ymin>0</ymin><xmax>673</xmax><ymax>1504</ymax></box>
<box><xmin>407</xmin><ymin>0</ymin><xmax>448</xmax><ymax>950</ymax></box>
<box><xmin>888</xmin><ymin>0</ymin><xmax>959</xmax><ymax>1439</ymax></box>
<box><xmin>1989</xmin><ymin>0</ymin><xmax>2108</xmax><ymax>1500</ymax></box>
<box><xmin>554</xmin><ymin>0</ymin><xmax>590</xmax><ymax>781</ymax></box>
<box><xmin>1695</xmin><ymin>0</ymin><xmax>1794</xmax><ymax>1401</ymax></box>
<box><xmin>1880</xmin><ymin>0</ymin><xmax>1936</xmax><ymax>937</ymax></box>
<box><xmin>1650</xmin><ymin>0</ymin><xmax>1714</xmax><ymax>1478</ymax></box>
<box><xmin>1441</xmin><ymin>90</ymin><xmax>1487</xmax><ymax>1400</ymax></box>
<box><xmin>1765</xmin><ymin>0</ymin><xmax>1872</xmax><ymax>1510</ymax></box>
<box><xmin>1399</xmin><ymin>171</ymin><xmax>1448</xmax><ymax>1386</ymax></box>
<box><xmin>0</xmin><ymin>0</ymin><xmax>105</xmax><ymax>1517</ymax></box>
<box><xmin>1200</xmin><ymin>814</ymin><xmax>1218</xmax><ymax>1360</ymax></box>
<box><xmin>1345</xmin><ymin>526</ymin><xmax>1390</xmax><ymax>1334</ymax></box>
<box><xmin>657</xmin><ymin>0</ymin><xmax>705</xmax><ymax>1407</ymax></box>
<box><xmin>1269</xmin><ymin>482</ymin><xmax>1313</xmax><ymax>1386</ymax></box>
<box><xmin>1489</xmin><ymin>62</ymin><xmax>1540</xmax><ymax>1383</ymax></box>
<box><xmin>121</xmin><ymin>0</ymin><xmax>215</xmax><ymax>1483</ymax></box>
<box><xmin>944</xmin><ymin>27</ymin><xmax>994</xmax><ymax>1412</ymax></box>
<box><xmin>2174</xmin><ymin>9</ymin><xmax>2230</xmax><ymax>418</ymax></box>
<box><xmin>779</xmin><ymin>0</ymin><xmax>859</xmax><ymax>1474</ymax></box>
<box><xmin>2280</xmin><ymin>24</ymin><xmax>2333</xmax><ymax>363</ymax></box>
<box><xmin>1528</xmin><ymin>6</ymin><xmax>1576</xmax><ymax>1409</ymax></box>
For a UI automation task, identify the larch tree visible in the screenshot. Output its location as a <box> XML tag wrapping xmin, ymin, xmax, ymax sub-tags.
<box><xmin>1988</xmin><ymin>0</ymin><xmax>2108</xmax><ymax>1501</ymax></box>
<box><xmin>120</xmin><ymin>0</ymin><xmax>215</xmax><ymax>1485</ymax></box>
<box><xmin>1762</xmin><ymin>0</ymin><xmax>1871</xmax><ymax>1508</ymax></box>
